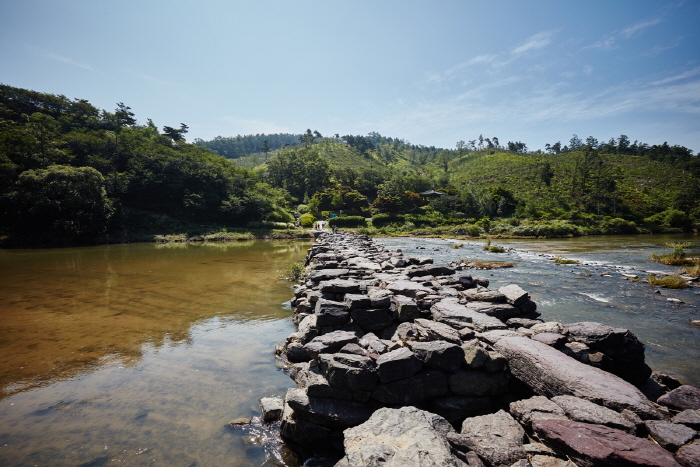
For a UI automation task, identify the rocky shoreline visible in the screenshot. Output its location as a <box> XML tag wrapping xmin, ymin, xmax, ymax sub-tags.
<box><xmin>266</xmin><ymin>231</ymin><xmax>699</xmax><ymax>466</ymax></box>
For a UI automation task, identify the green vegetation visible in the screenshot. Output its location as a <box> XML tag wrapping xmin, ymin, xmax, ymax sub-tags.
<box><xmin>647</xmin><ymin>274</ymin><xmax>690</xmax><ymax>289</ymax></box>
<box><xmin>1</xmin><ymin>84</ymin><xmax>698</xmax><ymax>246</ymax></box>
<box><xmin>650</xmin><ymin>242</ymin><xmax>694</xmax><ymax>266</ymax></box>
<box><xmin>458</xmin><ymin>260</ymin><xmax>515</xmax><ymax>269</ymax></box>
<box><xmin>553</xmin><ymin>255</ymin><xmax>580</xmax><ymax>264</ymax></box>
<box><xmin>483</xmin><ymin>239</ymin><xmax>505</xmax><ymax>253</ymax></box>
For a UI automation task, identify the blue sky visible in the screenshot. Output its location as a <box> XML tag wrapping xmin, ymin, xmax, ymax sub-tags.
<box><xmin>2</xmin><ymin>0</ymin><xmax>699</xmax><ymax>152</ymax></box>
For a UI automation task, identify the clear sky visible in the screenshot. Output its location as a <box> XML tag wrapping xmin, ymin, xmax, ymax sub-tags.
<box><xmin>2</xmin><ymin>0</ymin><xmax>699</xmax><ymax>152</ymax></box>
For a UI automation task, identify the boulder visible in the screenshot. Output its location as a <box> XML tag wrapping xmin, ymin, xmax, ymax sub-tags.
<box><xmin>351</xmin><ymin>308</ymin><xmax>393</xmax><ymax>332</ymax></box>
<box><xmin>285</xmin><ymin>388</ymin><xmax>374</xmax><ymax>429</ymax></box>
<box><xmin>509</xmin><ymin>396</ymin><xmax>569</xmax><ymax>429</ymax></box>
<box><xmin>297</xmin><ymin>314</ymin><xmax>319</xmax><ymax>344</ymax></box>
<box><xmin>307</xmin><ymin>269</ymin><xmax>350</xmax><ymax>281</ymax></box>
<box><xmin>532</xmin><ymin>419</ymin><xmax>683</xmax><ymax>467</ymax></box>
<box><xmin>672</xmin><ymin>410</ymin><xmax>700</xmax><ymax>430</ymax></box>
<box><xmin>499</xmin><ymin>284</ymin><xmax>530</xmax><ymax>305</ymax></box>
<box><xmin>368</xmin><ymin>288</ymin><xmax>393</xmax><ymax>308</ymax></box>
<box><xmin>493</xmin><ymin>336</ymin><xmax>661</xmax><ymax>419</ymax></box>
<box><xmin>304</xmin><ymin>331</ymin><xmax>359</xmax><ymax>359</ymax></box>
<box><xmin>432</xmin><ymin>298</ymin><xmax>508</xmax><ymax>332</ymax></box>
<box><xmin>658</xmin><ymin>386</ymin><xmax>700</xmax><ymax>411</ymax></box>
<box><xmin>344</xmin><ymin>293</ymin><xmax>372</xmax><ymax>309</ymax></box>
<box><xmin>314</xmin><ymin>299</ymin><xmax>350</xmax><ymax>326</ymax></box>
<box><xmin>530</xmin><ymin>322</ymin><xmax>568</xmax><ymax>335</ymax></box>
<box><xmin>453</xmin><ymin>410</ymin><xmax>527</xmax><ymax>467</ymax></box>
<box><xmin>339</xmin><ymin>406</ymin><xmax>461</xmax><ymax>467</ymax></box>
<box><xmin>385</xmin><ymin>280</ymin><xmax>434</xmax><ymax>298</ymax></box>
<box><xmin>407</xmin><ymin>340</ymin><xmax>465</xmax><ymax>373</ymax></box>
<box><xmin>406</xmin><ymin>265</ymin><xmax>455</xmax><ymax>278</ymax></box>
<box><xmin>259</xmin><ymin>397</ymin><xmax>284</xmax><ymax>423</ymax></box>
<box><xmin>414</xmin><ymin>318</ymin><xmax>462</xmax><ymax>344</ymax></box>
<box><xmin>566</xmin><ymin>321</ymin><xmax>651</xmax><ymax>386</ymax></box>
<box><xmin>645</xmin><ymin>421</ymin><xmax>697</xmax><ymax>452</ymax></box>
<box><xmin>390</xmin><ymin>295</ymin><xmax>421</xmax><ymax>322</ymax></box>
<box><xmin>318</xmin><ymin>278</ymin><xmax>361</xmax><ymax>294</ymax></box>
<box><xmin>375</xmin><ymin>347</ymin><xmax>423</xmax><ymax>384</ymax></box>
<box><xmin>552</xmin><ymin>395</ymin><xmax>636</xmax><ymax>434</ymax></box>
<box><xmin>466</xmin><ymin>301</ymin><xmax>522</xmax><ymax>320</ymax></box>
<box><xmin>294</xmin><ymin>361</ymin><xmax>353</xmax><ymax>400</ymax></box>
<box><xmin>319</xmin><ymin>353</ymin><xmax>378</xmax><ymax>392</ymax></box>
<box><xmin>462</xmin><ymin>344</ymin><xmax>489</xmax><ymax>369</ymax></box>
<box><xmin>371</xmin><ymin>369</ymin><xmax>449</xmax><ymax>404</ymax></box>
<box><xmin>676</xmin><ymin>439</ymin><xmax>700</xmax><ymax>467</ymax></box>
<box><xmin>279</xmin><ymin>402</ymin><xmax>331</xmax><ymax>448</ymax></box>
<box><xmin>532</xmin><ymin>333</ymin><xmax>568</xmax><ymax>347</ymax></box>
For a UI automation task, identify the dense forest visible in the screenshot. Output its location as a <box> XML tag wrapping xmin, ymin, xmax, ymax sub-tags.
<box><xmin>1</xmin><ymin>84</ymin><xmax>698</xmax><ymax>246</ymax></box>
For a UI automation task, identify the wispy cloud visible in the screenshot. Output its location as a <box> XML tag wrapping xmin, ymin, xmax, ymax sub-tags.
<box><xmin>511</xmin><ymin>30</ymin><xmax>557</xmax><ymax>56</ymax></box>
<box><xmin>45</xmin><ymin>53</ymin><xmax>95</xmax><ymax>71</ymax></box>
<box><xmin>588</xmin><ymin>17</ymin><xmax>662</xmax><ymax>49</ymax></box>
<box><xmin>651</xmin><ymin>66</ymin><xmax>700</xmax><ymax>85</ymax></box>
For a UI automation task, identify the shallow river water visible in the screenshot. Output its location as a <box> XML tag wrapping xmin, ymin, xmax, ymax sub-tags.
<box><xmin>0</xmin><ymin>234</ymin><xmax>698</xmax><ymax>467</ymax></box>
<box><xmin>0</xmin><ymin>240</ymin><xmax>311</xmax><ymax>467</ymax></box>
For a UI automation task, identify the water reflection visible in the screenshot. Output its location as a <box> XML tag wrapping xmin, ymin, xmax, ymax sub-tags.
<box><xmin>0</xmin><ymin>241</ymin><xmax>309</xmax><ymax>400</ymax></box>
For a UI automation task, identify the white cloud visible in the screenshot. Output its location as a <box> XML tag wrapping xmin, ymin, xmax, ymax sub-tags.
<box><xmin>651</xmin><ymin>66</ymin><xmax>700</xmax><ymax>86</ymax></box>
<box><xmin>511</xmin><ymin>30</ymin><xmax>557</xmax><ymax>56</ymax></box>
<box><xmin>588</xmin><ymin>17</ymin><xmax>662</xmax><ymax>49</ymax></box>
<box><xmin>620</xmin><ymin>19</ymin><xmax>662</xmax><ymax>39</ymax></box>
<box><xmin>45</xmin><ymin>53</ymin><xmax>94</xmax><ymax>71</ymax></box>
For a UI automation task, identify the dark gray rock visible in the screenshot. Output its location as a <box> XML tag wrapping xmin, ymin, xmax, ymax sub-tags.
<box><xmin>566</xmin><ymin>321</ymin><xmax>651</xmax><ymax>386</ymax></box>
<box><xmin>406</xmin><ymin>265</ymin><xmax>455</xmax><ymax>278</ymax></box>
<box><xmin>506</xmin><ymin>318</ymin><xmax>543</xmax><ymax>329</ymax></box>
<box><xmin>645</xmin><ymin>421</ymin><xmax>697</xmax><ymax>452</ymax></box>
<box><xmin>307</xmin><ymin>269</ymin><xmax>350</xmax><ymax>281</ymax></box>
<box><xmin>462</xmin><ymin>289</ymin><xmax>506</xmax><ymax>302</ymax></box>
<box><xmin>407</xmin><ymin>340</ymin><xmax>464</xmax><ymax>372</ymax></box>
<box><xmin>449</xmin><ymin>369</ymin><xmax>509</xmax><ymax>397</ymax></box>
<box><xmin>530</xmin><ymin>322</ymin><xmax>568</xmax><ymax>335</ymax></box>
<box><xmin>343</xmin><ymin>293</ymin><xmax>371</xmax><ymax>309</ymax></box>
<box><xmin>367</xmin><ymin>288</ymin><xmax>393</xmax><ymax>308</ymax></box>
<box><xmin>390</xmin><ymin>295</ymin><xmax>421</xmax><ymax>322</ymax></box>
<box><xmin>351</xmin><ymin>308</ymin><xmax>393</xmax><ymax>331</ymax></box>
<box><xmin>658</xmin><ymin>386</ymin><xmax>700</xmax><ymax>411</ymax></box>
<box><xmin>676</xmin><ymin>439</ymin><xmax>700</xmax><ymax>467</ymax></box>
<box><xmin>314</xmin><ymin>299</ymin><xmax>350</xmax><ymax>326</ymax></box>
<box><xmin>293</xmin><ymin>361</ymin><xmax>353</xmax><ymax>400</ymax></box>
<box><xmin>297</xmin><ymin>314</ymin><xmax>319</xmax><ymax>344</ymax></box>
<box><xmin>432</xmin><ymin>298</ymin><xmax>508</xmax><ymax>332</ymax></box>
<box><xmin>532</xmin><ymin>419</ymin><xmax>683</xmax><ymax>467</ymax></box>
<box><xmin>466</xmin><ymin>301</ymin><xmax>522</xmax><ymax>320</ymax></box>
<box><xmin>375</xmin><ymin>347</ymin><xmax>423</xmax><ymax>384</ymax></box>
<box><xmin>385</xmin><ymin>280</ymin><xmax>434</xmax><ymax>298</ymax></box>
<box><xmin>338</xmin><ymin>343</ymin><xmax>365</xmax><ymax>356</ymax></box>
<box><xmin>285</xmin><ymin>387</ymin><xmax>374</xmax><ymax>429</ymax></box>
<box><xmin>652</xmin><ymin>372</ymin><xmax>683</xmax><ymax>391</ymax></box>
<box><xmin>371</xmin><ymin>369</ymin><xmax>448</xmax><ymax>404</ymax></box>
<box><xmin>509</xmin><ymin>396</ymin><xmax>569</xmax><ymax>429</ymax></box>
<box><xmin>319</xmin><ymin>353</ymin><xmax>378</xmax><ymax>392</ymax></box>
<box><xmin>672</xmin><ymin>410</ymin><xmax>700</xmax><ymax>430</ymax></box>
<box><xmin>552</xmin><ymin>395</ymin><xmax>636</xmax><ymax>434</ymax></box>
<box><xmin>482</xmin><ymin>350</ymin><xmax>507</xmax><ymax>372</ymax></box>
<box><xmin>286</xmin><ymin>341</ymin><xmax>311</xmax><ymax>363</ymax></box>
<box><xmin>499</xmin><ymin>284</ymin><xmax>530</xmax><ymax>306</ymax></box>
<box><xmin>493</xmin><ymin>336</ymin><xmax>661</xmax><ymax>419</ymax></box>
<box><xmin>339</xmin><ymin>406</ymin><xmax>461</xmax><ymax>467</ymax></box>
<box><xmin>304</xmin><ymin>331</ymin><xmax>359</xmax><ymax>359</ymax></box>
<box><xmin>414</xmin><ymin>318</ymin><xmax>462</xmax><ymax>344</ymax></box>
<box><xmin>392</xmin><ymin>322</ymin><xmax>418</xmax><ymax>341</ymax></box>
<box><xmin>280</xmin><ymin>402</ymin><xmax>331</xmax><ymax>448</ymax></box>
<box><xmin>259</xmin><ymin>397</ymin><xmax>284</xmax><ymax>423</ymax></box>
<box><xmin>455</xmin><ymin>410</ymin><xmax>527</xmax><ymax>467</ymax></box>
<box><xmin>318</xmin><ymin>278</ymin><xmax>361</xmax><ymax>294</ymax></box>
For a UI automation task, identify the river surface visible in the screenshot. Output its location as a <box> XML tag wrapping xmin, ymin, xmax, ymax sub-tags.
<box><xmin>0</xmin><ymin>240</ymin><xmax>311</xmax><ymax>467</ymax></box>
<box><xmin>1</xmin><ymin>234</ymin><xmax>699</xmax><ymax>467</ymax></box>
<box><xmin>375</xmin><ymin>233</ymin><xmax>700</xmax><ymax>386</ymax></box>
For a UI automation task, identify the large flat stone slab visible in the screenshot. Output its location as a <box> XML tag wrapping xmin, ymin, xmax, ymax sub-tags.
<box><xmin>493</xmin><ymin>336</ymin><xmax>661</xmax><ymax>419</ymax></box>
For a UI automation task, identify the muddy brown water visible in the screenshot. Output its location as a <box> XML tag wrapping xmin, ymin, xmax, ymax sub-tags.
<box><xmin>0</xmin><ymin>240</ymin><xmax>311</xmax><ymax>467</ymax></box>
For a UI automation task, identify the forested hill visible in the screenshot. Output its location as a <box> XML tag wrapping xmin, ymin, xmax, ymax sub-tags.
<box><xmin>0</xmin><ymin>83</ymin><xmax>698</xmax><ymax>247</ymax></box>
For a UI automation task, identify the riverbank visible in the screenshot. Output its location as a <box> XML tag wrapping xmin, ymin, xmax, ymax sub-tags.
<box><xmin>271</xmin><ymin>231</ymin><xmax>699</xmax><ymax>466</ymax></box>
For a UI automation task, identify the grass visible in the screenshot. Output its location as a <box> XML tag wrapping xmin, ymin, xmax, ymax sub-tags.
<box><xmin>647</xmin><ymin>273</ymin><xmax>690</xmax><ymax>289</ymax></box>
<box><xmin>280</xmin><ymin>261</ymin><xmax>306</xmax><ymax>281</ymax></box>
<box><xmin>650</xmin><ymin>242</ymin><xmax>694</xmax><ymax>266</ymax></box>
<box><xmin>683</xmin><ymin>260</ymin><xmax>700</xmax><ymax>277</ymax></box>
<box><xmin>483</xmin><ymin>239</ymin><xmax>506</xmax><ymax>253</ymax></box>
<box><xmin>553</xmin><ymin>255</ymin><xmax>580</xmax><ymax>264</ymax></box>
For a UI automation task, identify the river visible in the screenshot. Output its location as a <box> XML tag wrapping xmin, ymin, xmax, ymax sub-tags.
<box><xmin>0</xmin><ymin>234</ymin><xmax>698</xmax><ymax>466</ymax></box>
<box><xmin>0</xmin><ymin>240</ymin><xmax>311</xmax><ymax>467</ymax></box>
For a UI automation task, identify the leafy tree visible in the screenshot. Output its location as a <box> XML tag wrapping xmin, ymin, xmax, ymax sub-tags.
<box><xmin>162</xmin><ymin>123</ymin><xmax>188</xmax><ymax>142</ymax></box>
<box><xmin>264</xmin><ymin>146</ymin><xmax>331</xmax><ymax>200</ymax></box>
<box><xmin>7</xmin><ymin>165</ymin><xmax>111</xmax><ymax>244</ymax></box>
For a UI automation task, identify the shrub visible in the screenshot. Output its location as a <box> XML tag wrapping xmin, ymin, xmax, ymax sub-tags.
<box><xmin>328</xmin><ymin>216</ymin><xmax>367</xmax><ymax>228</ymax></box>
<box><xmin>647</xmin><ymin>274</ymin><xmax>689</xmax><ymax>289</ymax></box>
<box><xmin>599</xmin><ymin>217</ymin><xmax>638</xmax><ymax>234</ymax></box>
<box><xmin>299</xmin><ymin>212</ymin><xmax>316</xmax><ymax>228</ymax></box>
<box><xmin>371</xmin><ymin>213</ymin><xmax>402</xmax><ymax>227</ymax></box>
